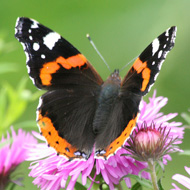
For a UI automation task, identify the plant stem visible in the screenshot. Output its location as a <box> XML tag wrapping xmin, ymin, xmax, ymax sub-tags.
<box><xmin>148</xmin><ymin>160</ymin><xmax>159</xmax><ymax>190</ymax></box>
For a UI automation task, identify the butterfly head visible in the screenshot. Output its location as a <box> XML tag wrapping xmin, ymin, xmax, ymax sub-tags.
<box><xmin>105</xmin><ymin>69</ymin><xmax>121</xmax><ymax>86</ymax></box>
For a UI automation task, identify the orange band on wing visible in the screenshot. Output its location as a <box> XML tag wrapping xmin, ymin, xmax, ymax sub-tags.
<box><xmin>133</xmin><ymin>58</ymin><xmax>147</xmax><ymax>74</ymax></box>
<box><xmin>40</xmin><ymin>54</ymin><xmax>87</xmax><ymax>86</ymax></box>
<box><xmin>38</xmin><ymin>112</ymin><xmax>78</xmax><ymax>159</ymax></box>
<box><xmin>40</xmin><ymin>62</ymin><xmax>60</xmax><ymax>85</ymax></box>
<box><xmin>141</xmin><ymin>67</ymin><xmax>151</xmax><ymax>91</ymax></box>
<box><xmin>102</xmin><ymin>116</ymin><xmax>138</xmax><ymax>158</ymax></box>
<box><xmin>132</xmin><ymin>58</ymin><xmax>151</xmax><ymax>92</ymax></box>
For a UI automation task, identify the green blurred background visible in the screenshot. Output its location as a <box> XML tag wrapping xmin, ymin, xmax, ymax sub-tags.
<box><xmin>0</xmin><ymin>0</ymin><xmax>190</xmax><ymax>189</ymax></box>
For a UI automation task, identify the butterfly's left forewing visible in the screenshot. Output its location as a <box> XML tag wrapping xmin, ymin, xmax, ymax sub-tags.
<box><xmin>15</xmin><ymin>17</ymin><xmax>103</xmax><ymax>90</ymax></box>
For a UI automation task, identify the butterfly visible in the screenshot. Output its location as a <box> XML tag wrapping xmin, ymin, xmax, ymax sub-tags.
<box><xmin>15</xmin><ymin>17</ymin><xmax>177</xmax><ymax>160</ymax></box>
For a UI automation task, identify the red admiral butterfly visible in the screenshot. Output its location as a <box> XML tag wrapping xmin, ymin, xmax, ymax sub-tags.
<box><xmin>15</xmin><ymin>17</ymin><xmax>177</xmax><ymax>160</ymax></box>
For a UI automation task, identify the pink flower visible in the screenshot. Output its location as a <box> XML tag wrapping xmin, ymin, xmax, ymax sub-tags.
<box><xmin>27</xmin><ymin>91</ymin><xmax>184</xmax><ymax>190</ymax></box>
<box><xmin>125</xmin><ymin>122</ymin><xmax>179</xmax><ymax>163</ymax></box>
<box><xmin>172</xmin><ymin>166</ymin><xmax>190</xmax><ymax>190</ymax></box>
<box><xmin>0</xmin><ymin>127</ymin><xmax>37</xmax><ymax>189</ymax></box>
<box><xmin>135</xmin><ymin>126</ymin><xmax>161</xmax><ymax>149</ymax></box>
<box><xmin>138</xmin><ymin>91</ymin><xmax>184</xmax><ymax>165</ymax></box>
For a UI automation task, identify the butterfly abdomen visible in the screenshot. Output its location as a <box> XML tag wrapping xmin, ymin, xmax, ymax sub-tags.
<box><xmin>93</xmin><ymin>70</ymin><xmax>121</xmax><ymax>134</ymax></box>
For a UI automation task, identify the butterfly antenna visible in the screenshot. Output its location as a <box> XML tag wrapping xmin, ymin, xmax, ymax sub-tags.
<box><xmin>86</xmin><ymin>34</ymin><xmax>111</xmax><ymax>72</ymax></box>
<box><xmin>120</xmin><ymin>55</ymin><xmax>138</xmax><ymax>72</ymax></box>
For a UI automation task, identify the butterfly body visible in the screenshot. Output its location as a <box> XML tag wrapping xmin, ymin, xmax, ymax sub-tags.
<box><xmin>93</xmin><ymin>70</ymin><xmax>121</xmax><ymax>142</ymax></box>
<box><xmin>15</xmin><ymin>17</ymin><xmax>177</xmax><ymax>160</ymax></box>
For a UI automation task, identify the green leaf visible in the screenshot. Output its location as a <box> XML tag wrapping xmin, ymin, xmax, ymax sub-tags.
<box><xmin>75</xmin><ymin>181</ymin><xmax>87</xmax><ymax>190</ymax></box>
<box><xmin>157</xmin><ymin>160</ymin><xmax>165</xmax><ymax>173</ymax></box>
<box><xmin>0</xmin><ymin>78</ymin><xmax>34</xmax><ymax>130</ymax></box>
<box><xmin>1</xmin><ymin>82</ymin><xmax>27</xmax><ymax>129</ymax></box>
<box><xmin>0</xmin><ymin>62</ymin><xmax>18</xmax><ymax>74</ymax></box>
<box><xmin>131</xmin><ymin>182</ymin><xmax>143</xmax><ymax>190</ymax></box>
<box><xmin>99</xmin><ymin>183</ymin><xmax>109</xmax><ymax>190</ymax></box>
<box><xmin>14</xmin><ymin>120</ymin><xmax>37</xmax><ymax>130</ymax></box>
<box><xmin>0</xmin><ymin>88</ymin><xmax>7</xmax><ymax>128</ymax></box>
<box><xmin>29</xmin><ymin>90</ymin><xmax>44</xmax><ymax>101</ymax></box>
<box><xmin>9</xmin><ymin>183</ymin><xmax>17</xmax><ymax>190</ymax></box>
<box><xmin>125</xmin><ymin>174</ymin><xmax>152</xmax><ymax>189</ymax></box>
<box><xmin>158</xmin><ymin>179</ymin><xmax>164</xmax><ymax>190</ymax></box>
<box><xmin>0</xmin><ymin>36</ymin><xmax>17</xmax><ymax>54</ymax></box>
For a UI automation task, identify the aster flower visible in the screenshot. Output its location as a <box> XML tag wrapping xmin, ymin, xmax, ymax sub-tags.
<box><xmin>0</xmin><ymin>127</ymin><xmax>37</xmax><ymax>189</ymax></box>
<box><xmin>138</xmin><ymin>91</ymin><xmax>184</xmax><ymax>165</ymax></box>
<box><xmin>124</xmin><ymin>122</ymin><xmax>180</xmax><ymax>190</ymax></box>
<box><xmin>26</xmin><ymin>91</ymin><xmax>184</xmax><ymax>190</ymax></box>
<box><xmin>125</xmin><ymin>123</ymin><xmax>179</xmax><ymax>162</ymax></box>
<box><xmin>172</xmin><ymin>166</ymin><xmax>190</xmax><ymax>189</ymax></box>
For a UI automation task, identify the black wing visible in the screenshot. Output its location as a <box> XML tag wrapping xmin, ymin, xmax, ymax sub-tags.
<box><xmin>95</xmin><ymin>26</ymin><xmax>177</xmax><ymax>159</ymax></box>
<box><xmin>15</xmin><ymin>17</ymin><xmax>104</xmax><ymax>160</ymax></box>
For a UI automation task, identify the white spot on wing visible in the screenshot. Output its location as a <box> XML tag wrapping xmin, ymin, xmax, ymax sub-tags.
<box><xmin>172</xmin><ymin>27</ymin><xmax>177</xmax><ymax>43</ymax></box>
<box><xmin>74</xmin><ymin>151</ymin><xmax>81</xmax><ymax>156</ymax></box>
<box><xmin>29</xmin><ymin>29</ymin><xmax>32</xmax><ymax>33</ymax></box>
<box><xmin>154</xmin><ymin>73</ymin><xmax>159</xmax><ymax>81</ymax></box>
<box><xmin>158</xmin><ymin>60</ymin><xmax>164</xmax><ymax>70</ymax></box>
<box><xmin>15</xmin><ymin>17</ymin><xmax>20</xmax><ymax>34</ymax></box>
<box><xmin>36</xmin><ymin>109</ymin><xmax>39</xmax><ymax>122</ymax></box>
<box><xmin>29</xmin><ymin>76</ymin><xmax>35</xmax><ymax>86</ymax></box>
<box><xmin>152</xmin><ymin>38</ymin><xmax>160</xmax><ymax>56</ymax></box>
<box><xmin>26</xmin><ymin>65</ymin><xmax>30</xmax><ymax>73</ymax></box>
<box><xmin>37</xmin><ymin>97</ymin><xmax>43</xmax><ymax>109</ymax></box>
<box><xmin>29</xmin><ymin>36</ymin><xmax>33</xmax><ymax>40</ymax></box>
<box><xmin>31</xmin><ymin>19</ymin><xmax>39</xmax><ymax>29</ymax></box>
<box><xmin>165</xmin><ymin>51</ymin><xmax>169</xmax><ymax>57</ymax></box>
<box><xmin>163</xmin><ymin>51</ymin><xmax>169</xmax><ymax>59</ymax></box>
<box><xmin>20</xmin><ymin>42</ymin><xmax>26</xmax><ymax>50</ymax></box>
<box><xmin>25</xmin><ymin>51</ymin><xmax>30</xmax><ymax>62</ymax></box>
<box><xmin>165</xmin><ymin>29</ymin><xmax>169</xmax><ymax>36</ymax></box>
<box><xmin>139</xmin><ymin>101</ymin><xmax>144</xmax><ymax>112</ymax></box>
<box><xmin>15</xmin><ymin>27</ymin><xmax>18</xmax><ymax>35</ymax></box>
<box><xmin>148</xmin><ymin>83</ymin><xmax>154</xmax><ymax>92</ymax></box>
<box><xmin>15</xmin><ymin>17</ymin><xmax>20</xmax><ymax>27</ymax></box>
<box><xmin>158</xmin><ymin>50</ymin><xmax>163</xmax><ymax>58</ymax></box>
<box><xmin>33</xmin><ymin>43</ymin><xmax>40</xmax><ymax>51</ymax></box>
<box><xmin>41</xmin><ymin>54</ymin><xmax>46</xmax><ymax>59</ymax></box>
<box><xmin>163</xmin><ymin>44</ymin><xmax>166</xmax><ymax>49</ymax></box>
<box><xmin>36</xmin><ymin>97</ymin><xmax>43</xmax><ymax>121</ymax></box>
<box><xmin>20</xmin><ymin>42</ymin><xmax>29</xmax><ymax>62</ymax></box>
<box><xmin>152</xmin><ymin>61</ymin><xmax>155</xmax><ymax>65</ymax></box>
<box><xmin>43</xmin><ymin>32</ymin><xmax>61</xmax><ymax>50</ymax></box>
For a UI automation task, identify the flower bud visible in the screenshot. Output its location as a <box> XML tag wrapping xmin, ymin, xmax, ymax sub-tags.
<box><xmin>125</xmin><ymin>122</ymin><xmax>178</xmax><ymax>162</ymax></box>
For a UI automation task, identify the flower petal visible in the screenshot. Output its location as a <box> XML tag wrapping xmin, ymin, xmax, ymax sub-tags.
<box><xmin>172</xmin><ymin>174</ymin><xmax>190</xmax><ymax>189</ymax></box>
